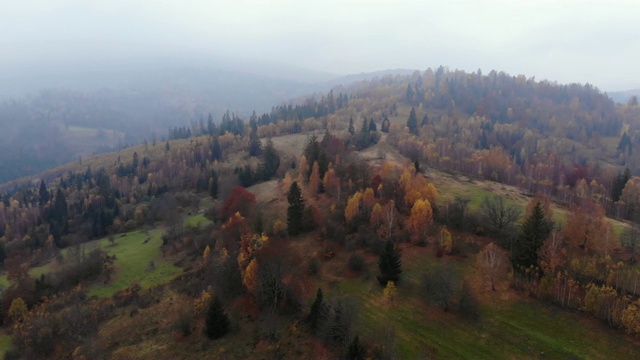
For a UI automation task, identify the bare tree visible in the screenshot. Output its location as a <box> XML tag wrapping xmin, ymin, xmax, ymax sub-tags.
<box><xmin>422</xmin><ymin>264</ymin><xmax>459</xmax><ymax>311</ymax></box>
<box><xmin>479</xmin><ymin>242</ymin><xmax>503</xmax><ymax>291</ymax></box>
<box><xmin>480</xmin><ymin>195</ymin><xmax>521</xmax><ymax>234</ymax></box>
<box><xmin>622</xmin><ymin>223</ymin><xmax>640</xmax><ymax>263</ymax></box>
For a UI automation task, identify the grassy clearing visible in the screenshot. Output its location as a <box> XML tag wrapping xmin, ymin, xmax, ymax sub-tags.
<box><xmin>185</xmin><ymin>213</ymin><xmax>211</xmax><ymax>228</ymax></box>
<box><xmin>0</xmin><ymin>228</ymin><xmax>181</xmax><ymax>298</ymax></box>
<box><xmin>88</xmin><ymin>229</ymin><xmax>181</xmax><ymax>297</ymax></box>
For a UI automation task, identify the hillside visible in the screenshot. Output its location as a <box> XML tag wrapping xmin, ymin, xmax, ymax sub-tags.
<box><xmin>2</xmin><ymin>68</ymin><xmax>640</xmax><ymax>359</ymax></box>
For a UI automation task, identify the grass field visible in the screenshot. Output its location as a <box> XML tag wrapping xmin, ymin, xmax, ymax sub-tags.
<box><xmin>0</xmin><ymin>228</ymin><xmax>182</xmax><ymax>298</ymax></box>
<box><xmin>87</xmin><ymin>229</ymin><xmax>181</xmax><ymax>297</ymax></box>
<box><xmin>329</xmin><ymin>246</ymin><xmax>640</xmax><ymax>359</ymax></box>
<box><xmin>185</xmin><ymin>213</ymin><xmax>211</xmax><ymax>228</ymax></box>
<box><xmin>0</xmin><ymin>331</ymin><xmax>12</xmax><ymax>358</ymax></box>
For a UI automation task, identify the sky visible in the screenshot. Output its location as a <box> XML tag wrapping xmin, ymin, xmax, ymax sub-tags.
<box><xmin>1</xmin><ymin>0</ymin><xmax>639</xmax><ymax>91</ymax></box>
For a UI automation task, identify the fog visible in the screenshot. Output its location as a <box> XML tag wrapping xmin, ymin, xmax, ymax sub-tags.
<box><xmin>1</xmin><ymin>0</ymin><xmax>639</xmax><ymax>94</ymax></box>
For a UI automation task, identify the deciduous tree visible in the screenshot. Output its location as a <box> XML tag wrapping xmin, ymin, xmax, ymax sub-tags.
<box><xmin>480</xmin><ymin>195</ymin><xmax>520</xmax><ymax>234</ymax></box>
<box><xmin>309</xmin><ymin>161</ymin><xmax>320</xmax><ymax>198</ymax></box>
<box><xmin>407</xmin><ymin>199</ymin><xmax>433</xmax><ymax>244</ymax></box>
<box><xmin>221</xmin><ymin>186</ymin><xmax>256</xmax><ymax>221</ymax></box>
<box><xmin>563</xmin><ymin>200</ymin><xmax>606</xmax><ymax>251</ymax></box>
<box><xmin>479</xmin><ymin>242</ymin><xmax>503</xmax><ymax>290</ymax></box>
<box><xmin>622</xmin><ymin>223</ymin><xmax>640</xmax><ymax>263</ymax></box>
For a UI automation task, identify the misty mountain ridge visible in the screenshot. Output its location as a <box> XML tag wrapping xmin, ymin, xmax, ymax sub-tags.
<box><xmin>0</xmin><ymin>57</ymin><xmax>419</xmax><ymax>184</ymax></box>
<box><xmin>608</xmin><ymin>89</ymin><xmax>640</xmax><ymax>104</ymax></box>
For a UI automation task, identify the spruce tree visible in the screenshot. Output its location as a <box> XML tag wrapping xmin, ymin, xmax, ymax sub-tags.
<box><xmin>345</xmin><ymin>334</ymin><xmax>366</xmax><ymax>360</ymax></box>
<box><xmin>381</xmin><ymin>115</ymin><xmax>390</xmax><ymax>133</ymax></box>
<box><xmin>205</xmin><ymin>296</ymin><xmax>230</xmax><ymax>340</ymax></box>
<box><xmin>510</xmin><ymin>202</ymin><xmax>551</xmax><ymax>274</ymax></box>
<box><xmin>212</xmin><ymin>136</ymin><xmax>222</xmax><ymax>161</ymax></box>
<box><xmin>407</xmin><ymin>107</ymin><xmax>418</xmax><ymax>135</ymax></box>
<box><xmin>377</xmin><ymin>240</ymin><xmax>402</xmax><ymax>286</ymax></box>
<box><xmin>248</xmin><ymin>129</ymin><xmax>262</xmax><ymax>157</ymax></box>
<box><xmin>348</xmin><ymin>117</ymin><xmax>355</xmax><ymax>135</ymax></box>
<box><xmin>287</xmin><ymin>182</ymin><xmax>305</xmax><ymax>236</ymax></box>
<box><xmin>405</xmin><ymin>84</ymin><xmax>414</xmax><ymax>103</ymax></box>
<box><xmin>38</xmin><ymin>180</ymin><xmax>49</xmax><ymax>206</ymax></box>
<box><xmin>262</xmin><ymin>138</ymin><xmax>280</xmax><ymax>180</ymax></box>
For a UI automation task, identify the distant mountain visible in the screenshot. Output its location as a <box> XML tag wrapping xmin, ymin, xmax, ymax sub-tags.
<box><xmin>327</xmin><ymin>68</ymin><xmax>417</xmax><ymax>87</ymax></box>
<box><xmin>0</xmin><ymin>55</ymin><xmax>422</xmax><ymax>183</ymax></box>
<box><xmin>607</xmin><ymin>89</ymin><xmax>640</xmax><ymax>104</ymax></box>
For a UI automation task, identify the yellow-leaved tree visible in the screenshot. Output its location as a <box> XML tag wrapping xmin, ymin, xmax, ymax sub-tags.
<box><xmin>407</xmin><ymin>199</ymin><xmax>433</xmax><ymax>244</ymax></box>
<box><xmin>345</xmin><ymin>191</ymin><xmax>363</xmax><ymax>224</ymax></box>
<box><xmin>440</xmin><ymin>227</ymin><xmax>452</xmax><ymax>254</ymax></box>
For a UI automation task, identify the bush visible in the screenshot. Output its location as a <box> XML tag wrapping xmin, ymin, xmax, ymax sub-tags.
<box><xmin>422</xmin><ymin>265</ymin><xmax>460</xmax><ymax>311</ymax></box>
<box><xmin>458</xmin><ymin>282</ymin><xmax>480</xmax><ymax>321</ymax></box>
<box><xmin>347</xmin><ymin>253</ymin><xmax>366</xmax><ymax>273</ymax></box>
<box><xmin>176</xmin><ymin>308</ymin><xmax>194</xmax><ymax>336</ymax></box>
<box><xmin>308</xmin><ymin>257</ymin><xmax>321</xmax><ymax>277</ymax></box>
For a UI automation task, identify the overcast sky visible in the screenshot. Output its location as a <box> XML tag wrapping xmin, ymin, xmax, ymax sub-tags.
<box><xmin>1</xmin><ymin>0</ymin><xmax>638</xmax><ymax>91</ymax></box>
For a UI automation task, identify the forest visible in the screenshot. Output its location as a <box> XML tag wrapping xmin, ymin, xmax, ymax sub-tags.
<box><xmin>1</xmin><ymin>67</ymin><xmax>640</xmax><ymax>359</ymax></box>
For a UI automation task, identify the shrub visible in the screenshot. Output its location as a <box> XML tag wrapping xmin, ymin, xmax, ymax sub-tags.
<box><xmin>347</xmin><ymin>253</ymin><xmax>366</xmax><ymax>273</ymax></box>
<box><xmin>308</xmin><ymin>257</ymin><xmax>321</xmax><ymax>277</ymax></box>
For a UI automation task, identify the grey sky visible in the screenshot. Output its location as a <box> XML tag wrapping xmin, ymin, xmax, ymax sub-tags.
<box><xmin>1</xmin><ymin>0</ymin><xmax>639</xmax><ymax>91</ymax></box>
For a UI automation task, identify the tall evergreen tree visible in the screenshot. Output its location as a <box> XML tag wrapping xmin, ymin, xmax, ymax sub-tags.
<box><xmin>381</xmin><ymin>115</ymin><xmax>390</xmax><ymax>133</ymax></box>
<box><xmin>212</xmin><ymin>136</ymin><xmax>222</xmax><ymax>161</ymax></box>
<box><xmin>248</xmin><ymin>128</ymin><xmax>262</xmax><ymax>157</ymax></box>
<box><xmin>377</xmin><ymin>240</ymin><xmax>402</xmax><ymax>286</ymax></box>
<box><xmin>287</xmin><ymin>182</ymin><xmax>305</xmax><ymax>236</ymax></box>
<box><xmin>612</xmin><ymin>167</ymin><xmax>631</xmax><ymax>202</ymax></box>
<box><xmin>52</xmin><ymin>188</ymin><xmax>68</xmax><ymax>224</ymax></box>
<box><xmin>207</xmin><ymin>113</ymin><xmax>216</xmax><ymax>135</ymax></box>
<box><xmin>510</xmin><ymin>202</ymin><xmax>551</xmax><ymax>274</ymax></box>
<box><xmin>307</xmin><ymin>288</ymin><xmax>328</xmax><ymax>332</ymax></box>
<box><xmin>405</xmin><ymin>84</ymin><xmax>414</xmax><ymax>103</ymax></box>
<box><xmin>262</xmin><ymin>138</ymin><xmax>280</xmax><ymax>180</ymax></box>
<box><xmin>38</xmin><ymin>180</ymin><xmax>49</xmax><ymax>206</ymax></box>
<box><xmin>421</xmin><ymin>113</ymin><xmax>429</xmax><ymax>127</ymax></box>
<box><xmin>205</xmin><ymin>296</ymin><xmax>230</xmax><ymax>340</ymax></box>
<box><xmin>208</xmin><ymin>170</ymin><xmax>219</xmax><ymax>198</ymax></box>
<box><xmin>407</xmin><ymin>107</ymin><xmax>418</xmax><ymax>135</ymax></box>
<box><xmin>348</xmin><ymin>117</ymin><xmax>355</xmax><ymax>135</ymax></box>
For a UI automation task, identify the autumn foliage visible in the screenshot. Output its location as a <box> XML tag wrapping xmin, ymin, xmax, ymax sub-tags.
<box><xmin>221</xmin><ymin>186</ymin><xmax>256</xmax><ymax>221</ymax></box>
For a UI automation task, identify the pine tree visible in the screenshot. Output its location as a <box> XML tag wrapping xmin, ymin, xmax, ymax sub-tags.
<box><xmin>511</xmin><ymin>202</ymin><xmax>551</xmax><ymax>274</ymax></box>
<box><xmin>377</xmin><ymin>240</ymin><xmax>402</xmax><ymax>286</ymax></box>
<box><xmin>407</xmin><ymin>107</ymin><xmax>418</xmax><ymax>135</ymax></box>
<box><xmin>205</xmin><ymin>296</ymin><xmax>230</xmax><ymax>340</ymax></box>
<box><xmin>345</xmin><ymin>334</ymin><xmax>366</xmax><ymax>360</ymax></box>
<box><xmin>287</xmin><ymin>182</ymin><xmax>305</xmax><ymax>236</ymax></box>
